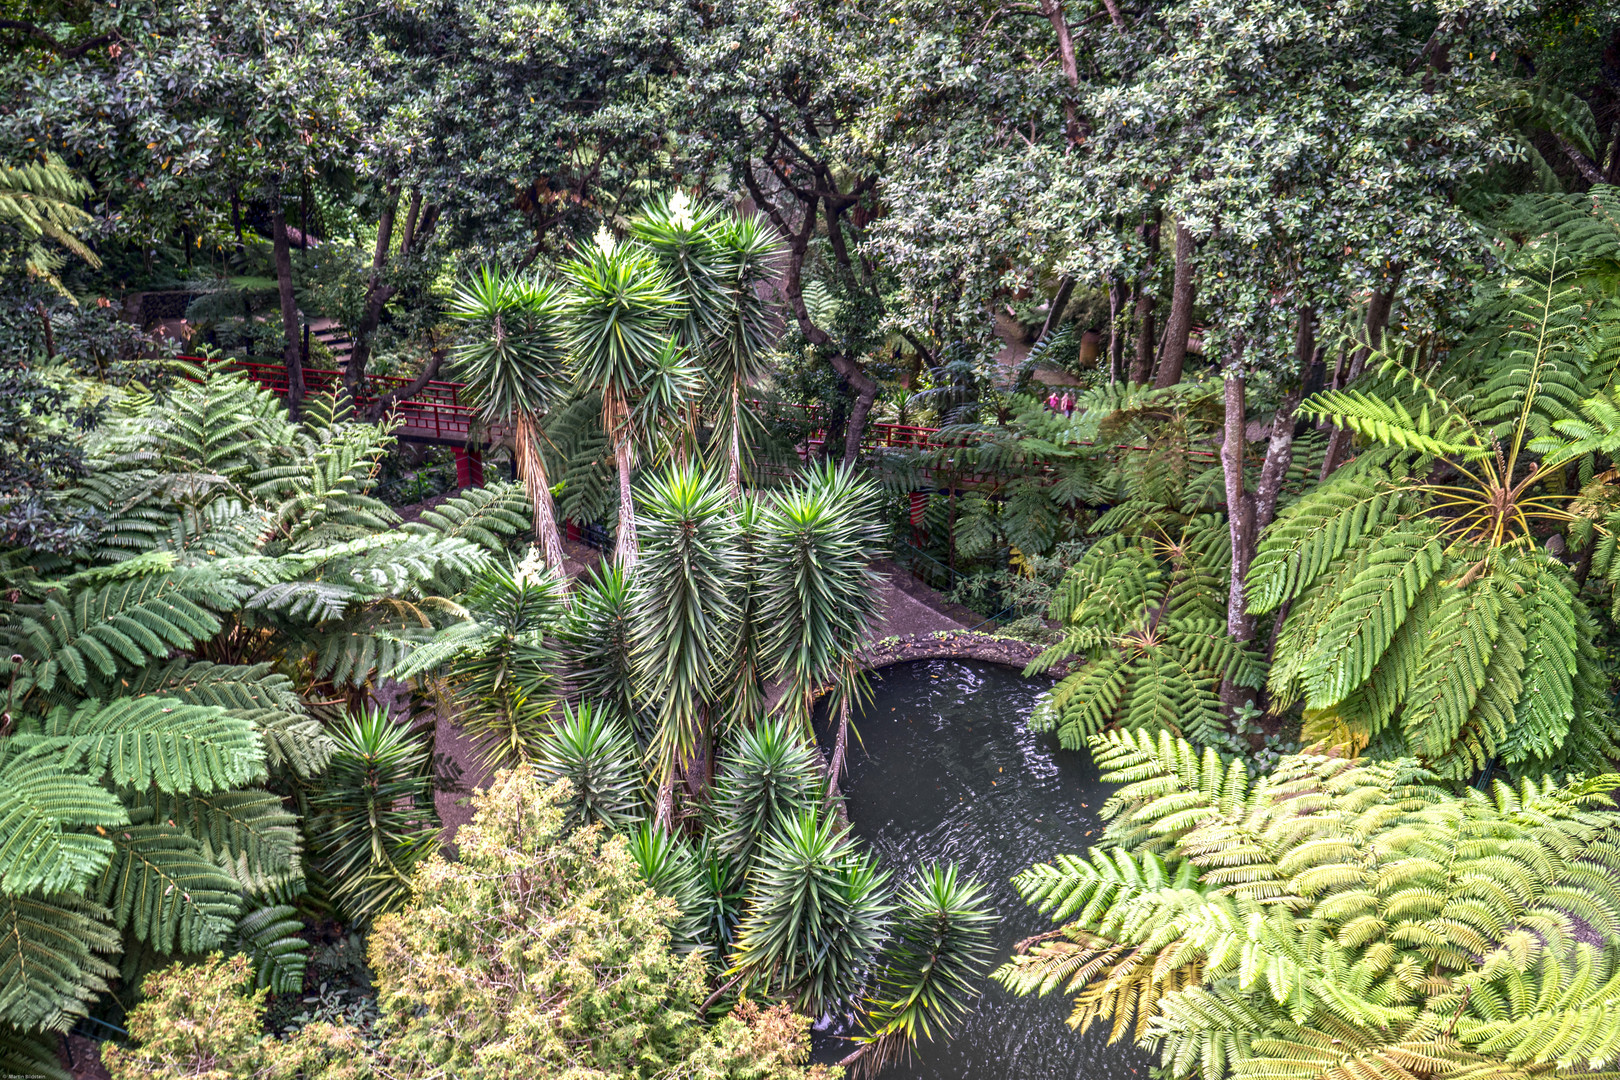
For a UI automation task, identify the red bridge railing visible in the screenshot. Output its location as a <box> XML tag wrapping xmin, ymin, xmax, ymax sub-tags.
<box><xmin>197</xmin><ymin>356</ymin><xmax>1210</xmax><ymax>467</ymax></box>
<box><xmin>199</xmin><ymin>357</ymin><xmax>951</xmax><ymax>451</ymax></box>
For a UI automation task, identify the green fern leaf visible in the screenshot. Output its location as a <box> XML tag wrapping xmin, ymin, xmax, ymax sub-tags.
<box><xmin>0</xmin><ymin>1023</ymin><xmax>71</xmax><ymax>1080</ymax></box>
<box><xmin>1302</xmin><ymin>530</ymin><xmax>1444</xmax><ymax>709</ymax></box>
<box><xmin>0</xmin><ymin>892</ymin><xmax>118</xmax><ymax>1031</ymax></box>
<box><xmin>0</xmin><ymin>752</ymin><xmax>123</xmax><ymax>896</ymax></box>
<box><xmin>234</xmin><ymin>902</ymin><xmax>308</xmax><ymax>994</ymax></box>
<box><xmin>1246</xmin><ymin>479</ymin><xmax>1405</xmax><ymax>614</ymax></box>
<box><xmin>1402</xmin><ymin>577</ymin><xmax>1507</xmax><ymax>761</ymax></box>
<box><xmin>45</xmin><ymin>697</ymin><xmax>263</xmax><ymax>794</ymax></box>
<box><xmin>92</xmin><ymin>818</ymin><xmax>241</xmax><ymax>953</ymax></box>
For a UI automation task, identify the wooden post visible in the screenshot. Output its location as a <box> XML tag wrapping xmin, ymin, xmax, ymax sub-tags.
<box><xmin>454</xmin><ymin>446</ymin><xmax>484</xmax><ymax>488</ymax></box>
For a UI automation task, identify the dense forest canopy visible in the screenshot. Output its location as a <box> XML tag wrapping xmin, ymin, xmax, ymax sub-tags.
<box><xmin>14</xmin><ymin>1</ymin><xmax>1620</xmax><ymax>1078</ymax></box>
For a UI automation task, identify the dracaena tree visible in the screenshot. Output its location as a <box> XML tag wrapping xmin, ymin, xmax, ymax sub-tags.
<box><xmin>632</xmin><ymin>193</ymin><xmax>784</xmax><ymax>494</ymax></box>
<box><xmin>562</xmin><ymin>231</ymin><xmax>685</xmax><ymax>566</ymax></box>
<box><xmin>447</xmin><ymin>267</ymin><xmax>573</xmax><ymax>577</ymax></box>
<box><xmin>632</xmin><ymin>462</ymin><xmax>739</xmax><ymax>824</ymax></box>
<box><xmin>756</xmin><ymin>464</ymin><xmax>886</xmax><ymax>792</ymax></box>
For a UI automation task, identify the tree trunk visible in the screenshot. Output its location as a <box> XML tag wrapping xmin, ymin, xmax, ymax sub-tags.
<box><xmin>1129</xmin><ymin>286</ymin><xmax>1156</xmax><ymax>384</ymax></box>
<box><xmin>727</xmin><ymin>383</ymin><xmax>744</xmax><ymax>498</ymax></box>
<box><xmin>1219</xmin><ymin>351</ymin><xmax>1260</xmax><ymax>734</ymax></box>
<box><xmin>270</xmin><ymin>206</ymin><xmax>305</xmax><ymax>419</ymax></box>
<box><xmin>35</xmin><ymin>301</ymin><xmax>54</xmax><ymax>359</ymax></box>
<box><xmin>363</xmin><ymin>349</ymin><xmax>446</xmax><ymax>421</ymax></box>
<box><xmin>842</xmin><ymin>371</ymin><xmax>878</xmax><ymax>466</ymax></box>
<box><xmin>1321</xmin><ymin>272</ymin><xmax>1402</xmax><ymax>478</ymax></box>
<box><xmin>1221</xmin><ymin>363</ymin><xmax>1257</xmax><ymax>653</ymax></box>
<box><xmin>1128</xmin><ymin>218</ymin><xmax>1160</xmax><ymax>384</ymax></box>
<box><xmin>342</xmin><ymin>188</ymin><xmax>401</xmax><ymax>406</ymax></box>
<box><xmin>515</xmin><ymin>414</ymin><xmax>569</xmax><ymax>589</ymax></box>
<box><xmin>655</xmin><ymin>771</ymin><xmax>676</xmax><ymax>829</ymax></box>
<box><xmin>1107</xmin><ymin>277</ymin><xmax>1126</xmax><ymax>383</ymax></box>
<box><xmin>230</xmin><ymin>190</ymin><xmax>245</xmax><ymax>258</ymax></box>
<box><xmin>1040</xmin><ymin>0</ymin><xmax>1084</xmax><ymax>143</ymax></box>
<box><xmin>740</xmin><ymin>178</ymin><xmax>877</xmax><ymax>467</ymax></box>
<box><xmin>1252</xmin><ymin>309</ymin><xmax>1314</xmax><ymax>534</ymax></box>
<box><xmin>610</xmin><ymin>392</ymin><xmax>639</xmax><ymax>567</ymax></box>
<box><xmin>1038</xmin><ymin>275</ymin><xmax>1075</xmax><ymax>343</ymax></box>
<box><xmin>1153</xmin><ymin>220</ymin><xmax>1197</xmax><ymax>389</ymax></box>
<box><xmin>827</xmin><ymin>692</ymin><xmax>851</xmax><ymax>799</ymax></box>
<box><xmin>682</xmin><ymin>719</ymin><xmax>713</xmax><ymax>803</ymax></box>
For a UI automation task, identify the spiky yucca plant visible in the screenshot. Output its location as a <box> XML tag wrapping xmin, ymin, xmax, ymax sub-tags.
<box><xmin>447</xmin><ymin>267</ymin><xmax>572</xmax><ymax>576</ymax></box>
<box><xmin>627</xmin><ymin>821</ymin><xmax>711</xmax><ymax>955</ymax></box>
<box><xmin>756</xmin><ymin>464</ymin><xmax>885</xmax><ymax>790</ymax></box>
<box><xmin>705</xmin><ymin>717</ymin><xmax>821</xmax><ymax>868</ymax></box>
<box><xmin>632</xmin><ymin>193</ymin><xmax>782</xmax><ymax>494</ymax></box>
<box><xmin>632</xmin><ymin>462</ymin><xmax>739</xmax><ymax>822</ymax></box>
<box><xmin>562</xmin><ymin>231</ymin><xmax>685</xmax><ymax>566</ymax></box>
<box><xmin>727</xmin><ymin>805</ymin><xmax>892</xmax><ymax>1017</ymax></box>
<box><xmin>556</xmin><ymin>564</ymin><xmax>640</xmax><ymax>722</ymax></box>
<box><xmin>394</xmin><ymin>551</ymin><xmax>567</xmax><ymax>770</ymax></box>
<box><xmin>307</xmin><ymin>707</ymin><xmax>439</xmax><ymax>923</ymax></box>
<box><xmin>534</xmin><ymin>702</ymin><xmax>645</xmax><ymax>830</ymax></box>
<box><xmin>842</xmin><ymin>864</ymin><xmax>996</xmax><ymax>1078</ymax></box>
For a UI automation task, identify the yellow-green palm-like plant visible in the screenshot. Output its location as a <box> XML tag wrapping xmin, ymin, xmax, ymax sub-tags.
<box><xmin>0</xmin><ymin>154</ymin><xmax>100</xmax><ymax>289</ymax></box>
<box><xmin>1249</xmin><ymin>241</ymin><xmax>1620</xmax><ymax>779</ymax></box>
<box><xmin>997</xmin><ymin>729</ymin><xmax>1620</xmax><ymax>1080</ymax></box>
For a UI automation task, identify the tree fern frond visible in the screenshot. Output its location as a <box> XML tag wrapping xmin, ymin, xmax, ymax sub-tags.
<box><xmin>0</xmin><ymin>753</ymin><xmax>122</xmax><ymax>897</ymax></box>
<box><xmin>92</xmin><ymin>818</ymin><xmax>241</xmax><ymax>953</ymax></box>
<box><xmin>1247</xmin><ymin>478</ymin><xmax>1407</xmax><ymax>615</ymax></box>
<box><xmin>0</xmin><ymin>892</ymin><xmax>118</xmax><ymax>1031</ymax></box>
<box><xmin>42</xmin><ymin>697</ymin><xmax>262</xmax><ymax>794</ymax></box>
<box><xmin>234</xmin><ymin>901</ymin><xmax>308</xmax><ymax>994</ymax></box>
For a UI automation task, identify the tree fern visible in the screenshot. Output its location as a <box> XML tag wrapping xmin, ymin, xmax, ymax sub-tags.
<box><xmin>233</xmin><ymin>901</ymin><xmax>309</xmax><ymax>994</ymax></box>
<box><xmin>0</xmin><ymin>1023</ymin><xmax>70</xmax><ymax>1080</ymax></box>
<box><xmin>404</xmin><ymin>480</ymin><xmax>531</xmax><ymax>552</ymax></box>
<box><xmin>134</xmin><ymin>789</ymin><xmax>299</xmax><ymax>895</ymax></box>
<box><xmin>10</xmin><ymin>571</ymin><xmax>232</xmax><ymax>694</ymax></box>
<box><xmin>40</xmin><ymin>696</ymin><xmax>262</xmax><ymax>795</ymax></box>
<box><xmin>997</xmin><ymin>730</ymin><xmax>1620</xmax><ymax>1077</ymax></box>
<box><xmin>1032</xmin><ymin>520</ymin><xmax>1262</xmax><ymax>753</ymax></box>
<box><xmin>93</xmin><ymin>818</ymin><xmax>242</xmax><ymax>953</ymax></box>
<box><xmin>0</xmin><ymin>751</ymin><xmax>122</xmax><ymax>896</ymax></box>
<box><xmin>0</xmin><ymin>892</ymin><xmax>118</xmax><ymax>1031</ymax></box>
<box><xmin>0</xmin><ymin>153</ymin><xmax>99</xmax><ymax>288</ymax></box>
<box><xmin>1248</xmin><ymin>237</ymin><xmax>1620</xmax><ymax>778</ymax></box>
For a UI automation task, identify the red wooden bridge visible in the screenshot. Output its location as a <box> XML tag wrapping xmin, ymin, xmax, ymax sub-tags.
<box><xmin>202</xmin><ymin>358</ymin><xmax>1213</xmax><ymax>490</ymax></box>
<box><xmin>208</xmin><ymin>358</ymin><xmax>949</xmax><ymax>454</ymax></box>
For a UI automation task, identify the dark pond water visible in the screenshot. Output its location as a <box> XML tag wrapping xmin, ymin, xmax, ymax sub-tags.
<box><xmin>812</xmin><ymin>659</ymin><xmax>1155</xmax><ymax>1079</ymax></box>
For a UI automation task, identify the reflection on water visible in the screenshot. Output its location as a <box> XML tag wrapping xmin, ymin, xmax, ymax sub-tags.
<box><xmin>813</xmin><ymin>659</ymin><xmax>1154</xmax><ymax>1080</ymax></box>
